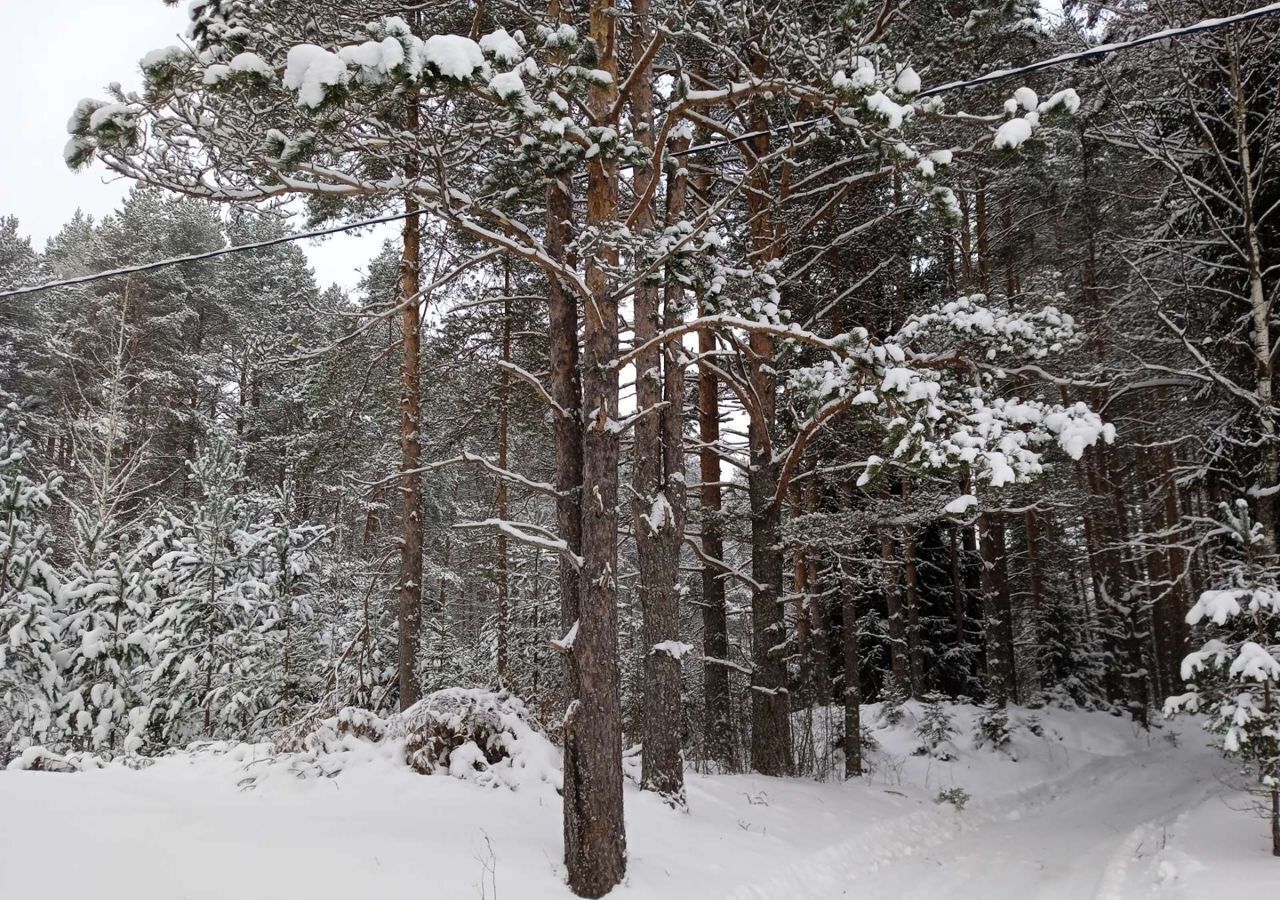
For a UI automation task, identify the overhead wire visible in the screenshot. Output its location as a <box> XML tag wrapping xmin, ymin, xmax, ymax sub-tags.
<box><xmin>3</xmin><ymin>2</ymin><xmax>1278</xmax><ymax>300</ymax></box>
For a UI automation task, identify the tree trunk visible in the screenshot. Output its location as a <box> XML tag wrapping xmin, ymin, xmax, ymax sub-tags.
<box><xmin>747</xmin><ymin>440</ymin><xmax>792</xmax><ymax>775</ymax></box>
<box><xmin>495</xmin><ymin>270</ymin><xmax>511</xmax><ymax>686</ymax></box>
<box><xmin>979</xmin><ymin>511</ymin><xmax>1015</xmax><ymax>704</ymax></box>
<box><xmin>839</xmin><ymin>480</ymin><xmax>861</xmax><ymax>778</ymax></box>
<box><xmin>545</xmin><ymin>4</ymin><xmax>583</xmax><ymax>707</ymax></box>
<box><xmin>805</xmin><ymin>473</ymin><xmax>832</xmax><ymax>705</ymax></box>
<box><xmin>1228</xmin><ymin>44</ymin><xmax>1278</xmax><ymax>554</ymax></box>
<box><xmin>901</xmin><ymin>480</ymin><xmax>924</xmax><ymax>695</ymax></box>
<box><xmin>791</xmin><ymin>478</ymin><xmax>815</xmax><ymax>703</ymax></box>
<box><xmin>563</xmin><ymin>1</ymin><xmax>626</xmax><ymax>892</ymax></box>
<box><xmin>739</xmin><ymin>30</ymin><xmax>792</xmax><ymax>778</ymax></box>
<box><xmin>696</xmin><ymin>291</ymin><xmax>734</xmax><ymax>771</ymax></box>
<box><xmin>1024</xmin><ymin>507</ymin><xmax>1045</xmax><ymax>693</ymax></box>
<box><xmin>396</xmin><ymin>137</ymin><xmax>424</xmax><ymax>711</ymax></box>
<box><xmin>880</xmin><ymin>527</ymin><xmax>910</xmax><ymax>692</ymax></box>
<box><xmin>630</xmin><ymin>2</ymin><xmax>687</xmax><ymax>806</ymax></box>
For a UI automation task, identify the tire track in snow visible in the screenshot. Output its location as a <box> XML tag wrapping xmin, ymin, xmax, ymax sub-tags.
<box><xmin>732</xmin><ymin>747</ymin><xmax>1218</xmax><ymax>900</ymax></box>
<box><xmin>725</xmin><ymin>747</ymin><xmax>1195</xmax><ymax>900</ymax></box>
<box><xmin>1091</xmin><ymin>780</ymin><xmax>1216</xmax><ymax>900</ymax></box>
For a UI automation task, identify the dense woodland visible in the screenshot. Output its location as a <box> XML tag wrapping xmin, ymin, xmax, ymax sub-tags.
<box><xmin>2</xmin><ymin>0</ymin><xmax>1279</xmax><ymax>892</ymax></box>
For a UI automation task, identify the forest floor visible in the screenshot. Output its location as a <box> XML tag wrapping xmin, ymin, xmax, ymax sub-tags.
<box><xmin>0</xmin><ymin>704</ymin><xmax>1272</xmax><ymax>899</ymax></box>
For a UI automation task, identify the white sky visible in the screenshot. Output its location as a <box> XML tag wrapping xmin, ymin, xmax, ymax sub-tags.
<box><xmin>0</xmin><ymin>0</ymin><xmax>384</xmax><ymax>292</ymax></box>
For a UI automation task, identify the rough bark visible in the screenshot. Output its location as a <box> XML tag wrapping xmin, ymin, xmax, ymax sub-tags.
<box><xmin>1228</xmin><ymin>44</ymin><xmax>1278</xmax><ymax>554</ymax></box>
<box><xmin>631</xmin><ymin>1</ymin><xmax>687</xmax><ymax>806</ymax></box>
<box><xmin>696</xmin><ymin>292</ymin><xmax>734</xmax><ymax>770</ymax></box>
<box><xmin>838</xmin><ymin>481</ymin><xmax>861</xmax><ymax>779</ymax></box>
<box><xmin>747</xmin><ymin>433</ymin><xmax>792</xmax><ymax>776</ymax></box>
<box><xmin>741</xmin><ymin>39</ymin><xmax>791</xmax><ymax>776</ymax></box>
<box><xmin>396</xmin><ymin>135</ymin><xmax>424</xmax><ymax>711</ymax></box>
<box><xmin>880</xmin><ymin>527</ymin><xmax>910</xmax><ymax>692</ymax></box>
<box><xmin>979</xmin><ymin>511</ymin><xmax>1015</xmax><ymax>704</ymax></box>
<box><xmin>547</xmin><ymin>171</ymin><xmax>583</xmax><ymax>673</ymax></box>
<box><xmin>495</xmin><ymin>272</ymin><xmax>511</xmax><ymax>686</ymax></box>
<box><xmin>563</xmin><ymin>1</ymin><xmax>627</xmax><ymax>892</ymax></box>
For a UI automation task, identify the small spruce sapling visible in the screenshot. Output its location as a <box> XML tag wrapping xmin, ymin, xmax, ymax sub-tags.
<box><xmin>58</xmin><ymin>531</ymin><xmax>156</xmax><ymax>754</ymax></box>
<box><xmin>974</xmin><ymin>699</ymin><xmax>1013</xmax><ymax>755</ymax></box>
<box><xmin>913</xmin><ymin>691</ymin><xmax>958</xmax><ymax>760</ymax></box>
<box><xmin>878</xmin><ymin>679</ymin><xmax>910</xmax><ymax>727</ymax></box>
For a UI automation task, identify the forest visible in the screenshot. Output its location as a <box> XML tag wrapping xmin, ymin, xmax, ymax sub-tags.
<box><xmin>1</xmin><ymin>1</ymin><xmax>1279</xmax><ymax>897</ymax></box>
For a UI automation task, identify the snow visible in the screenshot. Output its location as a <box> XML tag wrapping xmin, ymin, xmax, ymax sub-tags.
<box><xmin>140</xmin><ymin>45</ymin><xmax>189</xmax><ymax>71</ymax></box>
<box><xmin>643</xmin><ymin>493</ymin><xmax>672</xmax><ymax>534</ymax></box>
<box><xmin>338</xmin><ymin>38</ymin><xmax>404</xmax><ymax>81</ymax></box>
<box><xmin>489</xmin><ymin>69</ymin><xmax>527</xmax><ymax>99</ymax></box>
<box><xmin>550</xmin><ymin>619</ymin><xmax>578</xmax><ymax>651</ymax></box>
<box><xmin>865</xmin><ymin>90</ymin><xmax>910</xmax><ymax>129</ymax></box>
<box><xmin>895</xmin><ymin>66</ymin><xmax>921</xmax><ymax>96</ymax></box>
<box><xmin>1229</xmin><ymin>641</ymin><xmax>1280</xmax><ymax>681</ymax></box>
<box><xmin>543</xmin><ymin>24</ymin><xmax>578</xmax><ymax>50</ymax></box>
<box><xmin>1131</xmin><ymin>781</ymin><xmax>1280</xmax><ymax>900</ymax></box>
<box><xmin>202</xmin><ymin>64</ymin><xmax>231</xmax><ymax>85</ymax></box>
<box><xmin>1013</xmin><ymin>86</ymin><xmax>1039</xmax><ymax>111</ymax></box>
<box><xmin>228</xmin><ymin>52</ymin><xmax>274</xmax><ymax>80</ymax></box>
<box><xmin>479</xmin><ymin>28</ymin><xmax>524</xmax><ymax>64</ymax></box>
<box><xmin>834</xmin><ymin>56</ymin><xmax>876</xmax><ymax>92</ymax></box>
<box><xmin>994</xmin><ymin>117</ymin><xmax>1034</xmax><ymax>149</ymax></box>
<box><xmin>1187</xmin><ymin>588</ymin><xmax>1244</xmax><ymax>626</ymax></box>
<box><xmin>1039</xmin><ymin>88</ymin><xmax>1081</xmax><ymax>115</ymax></box>
<box><xmin>944</xmin><ymin>494</ymin><xmax>978</xmax><ymax>515</ymax></box>
<box><xmin>0</xmin><ymin>704</ymin><xmax>1247</xmax><ymax>900</ymax></box>
<box><xmin>651</xmin><ymin>640</ymin><xmax>695</xmax><ymax>659</ymax></box>
<box><xmin>87</xmin><ymin>103</ymin><xmax>134</xmax><ymax>132</ymax></box>
<box><xmin>419</xmin><ymin>34</ymin><xmax>485</xmax><ymax>80</ymax></box>
<box><xmin>283</xmin><ymin>45</ymin><xmax>349</xmax><ymax>108</ymax></box>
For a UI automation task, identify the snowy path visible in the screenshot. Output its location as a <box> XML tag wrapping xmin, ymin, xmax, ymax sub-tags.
<box><xmin>728</xmin><ymin>744</ymin><xmax>1220</xmax><ymax>900</ymax></box>
<box><xmin>3</xmin><ymin>709</ymin><xmax>1265</xmax><ymax>900</ymax></box>
<box><xmin>851</xmin><ymin>748</ymin><xmax>1213</xmax><ymax>900</ymax></box>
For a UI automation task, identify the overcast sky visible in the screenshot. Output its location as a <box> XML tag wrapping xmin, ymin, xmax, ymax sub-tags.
<box><xmin>0</xmin><ymin>0</ymin><xmax>385</xmax><ymax>291</ymax></box>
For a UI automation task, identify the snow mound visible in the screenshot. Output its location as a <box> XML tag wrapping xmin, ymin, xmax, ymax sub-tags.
<box><xmin>6</xmin><ymin>746</ymin><xmax>107</xmax><ymax>773</ymax></box>
<box><xmin>394</xmin><ymin>688</ymin><xmax>561</xmax><ymax>789</ymax></box>
<box><xmin>259</xmin><ymin>688</ymin><xmax>561</xmax><ymax>790</ymax></box>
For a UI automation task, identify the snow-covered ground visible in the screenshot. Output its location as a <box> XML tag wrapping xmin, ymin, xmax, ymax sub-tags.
<box><xmin>0</xmin><ymin>704</ymin><xmax>1272</xmax><ymax>899</ymax></box>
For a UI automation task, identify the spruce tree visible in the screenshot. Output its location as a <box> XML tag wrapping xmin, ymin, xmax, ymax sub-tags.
<box><xmin>147</xmin><ymin>438</ymin><xmax>273</xmax><ymax>740</ymax></box>
<box><xmin>0</xmin><ymin>407</ymin><xmax>66</xmax><ymax>756</ymax></box>
<box><xmin>1168</xmin><ymin>500</ymin><xmax>1280</xmax><ymax>856</ymax></box>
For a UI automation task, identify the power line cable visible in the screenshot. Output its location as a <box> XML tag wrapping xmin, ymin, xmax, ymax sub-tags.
<box><xmin>667</xmin><ymin>1</ymin><xmax>1280</xmax><ymax>158</ymax></box>
<box><xmin>2</xmin><ymin>208</ymin><xmax>423</xmax><ymax>299</ymax></box>
<box><xmin>3</xmin><ymin>2</ymin><xmax>1278</xmax><ymax>300</ymax></box>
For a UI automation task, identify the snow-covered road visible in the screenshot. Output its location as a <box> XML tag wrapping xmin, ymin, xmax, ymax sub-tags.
<box><xmin>843</xmin><ymin>747</ymin><xmax>1215</xmax><ymax>900</ymax></box>
<box><xmin>727</xmin><ymin>740</ymin><xmax>1227</xmax><ymax>900</ymax></box>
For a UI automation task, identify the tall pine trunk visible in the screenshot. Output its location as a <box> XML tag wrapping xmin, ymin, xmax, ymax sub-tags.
<box><xmin>630</xmin><ymin>1</ymin><xmax>687</xmax><ymax>806</ymax></box>
<box><xmin>697</xmin><ymin>291</ymin><xmax>734</xmax><ymax>770</ymax></box>
<box><xmin>742</xmin><ymin>40</ymin><xmax>791</xmax><ymax>777</ymax></box>
<box><xmin>495</xmin><ymin>272</ymin><xmax>511</xmax><ymax>686</ymax></box>
<box><xmin>563</xmin><ymin>1</ymin><xmax>626</xmax><ymax>892</ymax></box>
<box><xmin>396</xmin><ymin>112</ymin><xmax>424</xmax><ymax>710</ymax></box>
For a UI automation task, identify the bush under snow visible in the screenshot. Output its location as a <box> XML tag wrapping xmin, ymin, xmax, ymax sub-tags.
<box><xmin>264</xmin><ymin>688</ymin><xmax>560</xmax><ymax>790</ymax></box>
